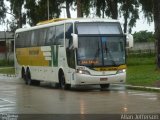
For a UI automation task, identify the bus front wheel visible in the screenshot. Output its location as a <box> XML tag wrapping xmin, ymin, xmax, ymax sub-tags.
<box><xmin>59</xmin><ymin>71</ymin><xmax>71</xmax><ymax>90</ymax></box>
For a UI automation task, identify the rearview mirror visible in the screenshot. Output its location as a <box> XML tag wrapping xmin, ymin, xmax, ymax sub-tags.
<box><xmin>126</xmin><ymin>34</ymin><xmax>133</xmax><ymax>48</ymax></box>
<box><xmin>71</xmin><ymin>33</ymin><xmax>78</xmax><ymax>49</ymax></box>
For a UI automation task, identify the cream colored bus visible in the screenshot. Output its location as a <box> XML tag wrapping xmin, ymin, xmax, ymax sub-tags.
<box><xmin>15</xmin><ymin>18</ymin><xmax>133</xmax><ymax>89</ymax></box>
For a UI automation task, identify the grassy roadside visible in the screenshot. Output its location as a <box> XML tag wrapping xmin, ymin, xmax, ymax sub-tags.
<box><xmin>0</xmin><ymin>60</ymin><xmax>15</xmax><ymax>74</ymax></box>
<box><xmin>0</xmin><ymin>67</ymin><xmax>15</xmax><ymax>74</ymax></box>
<box><xmin>126</xmin><ymin>54</ymin><xmax>160</xmax><ymax>87</ymax></box>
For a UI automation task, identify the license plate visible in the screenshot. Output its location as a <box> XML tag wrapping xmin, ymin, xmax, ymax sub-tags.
<box><xmin>100</xmin><ymin>78</ymin><xmax>108</xmax><ymax>81</ymax></box>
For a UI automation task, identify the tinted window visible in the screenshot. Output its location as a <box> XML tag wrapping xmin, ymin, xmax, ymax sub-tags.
<box><xmin>65</xmin><ymin>23</ymin><xmax>73</xmax><ymax>48</ymax></box>
<box><xmin>16</xmin><ymin>32</ymin><xmax>25</xmax><ymax>48</ymax></box>
<box><xmin>55</xmin><ymin>25</ymin><xmax>64</xmax><ymax>45</ymax></box>
<box><xmin>25</xmin><ymin>31</ymin><xmax>31</xmax><ymax>47</ymax></box>
<box><xmin>38</xmin><ymin>29</ymin><xmax>44</xmax><ymax>46</ymax></box>
<box><xmin>30</xmin><ymin>31</ymin><xmax>37</xmax><ymax>46</ymax></box>
<box><xmin>16</xmin><ymin>24</ymin><xmax>65</xmax><ymax>47</ymax></box>
<box><xmin>46</xmin><ymin>27</ymin><xmax>55</xmax><ymax>45</ymax></box>
<box><xmin>65</xmin><ymin>23</ymin><xmax>75</xmax><ymax>68</ymax></box>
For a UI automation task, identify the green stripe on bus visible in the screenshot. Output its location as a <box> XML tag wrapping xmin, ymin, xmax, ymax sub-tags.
<box><xmin>51</xmin><ymin>45</ymin><xmax>58</xmax><ymax>67</ymax></box>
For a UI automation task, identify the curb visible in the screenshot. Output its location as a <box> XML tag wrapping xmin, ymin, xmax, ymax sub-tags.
<box><xmin>126</xmin><ymin>84</ymin><xmax>160</xmax><ymax>92</ymax></box>
<box><xmin>0</xmin><ymin>74</ymin><xmax>16</xmax><ymax>77</ymax></box>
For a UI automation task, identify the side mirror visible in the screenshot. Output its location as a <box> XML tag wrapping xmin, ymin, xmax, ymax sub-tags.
<box><xmin>126</xmin><ymin>34</ymin><xmax>133</xmax><ymax>48</ymax></box>
<box><xmin>71</xmin><ymin>33</ymin><xmax>78</xmax><ymax>49</ymax></box>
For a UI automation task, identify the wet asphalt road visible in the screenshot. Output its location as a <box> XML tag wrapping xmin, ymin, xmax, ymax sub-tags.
<box><xmin>0</xmin><ymin>75</ymin><xmax>160</xmax><ymax>115</ymax></box>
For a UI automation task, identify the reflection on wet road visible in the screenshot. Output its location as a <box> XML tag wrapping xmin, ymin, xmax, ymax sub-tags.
<box><xmin>0</xmin><ymin>76</ymin><xmax>160</xmax><ymax>114</ymax></box>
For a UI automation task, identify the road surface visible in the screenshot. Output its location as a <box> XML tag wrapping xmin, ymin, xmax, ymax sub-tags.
<box><xmin>0</xmin><ymin>75</ymin><xmax>159</xmax><ymax>119</ymax></box>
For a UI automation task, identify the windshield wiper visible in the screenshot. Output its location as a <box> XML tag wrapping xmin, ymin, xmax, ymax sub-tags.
<box><xmin>105</xmin><ymin>42</ymin><xmax>119</xmax><ymax>67</ymax></box>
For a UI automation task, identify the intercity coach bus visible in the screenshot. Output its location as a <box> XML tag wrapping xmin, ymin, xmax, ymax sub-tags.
<box><xmin>15</xmin><ymin>18</ymin><xmax>133</xmax><ymax>89</ymax></box>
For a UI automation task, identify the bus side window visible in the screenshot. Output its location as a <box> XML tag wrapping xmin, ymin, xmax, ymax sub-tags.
<box><xmin>55</xmin><ymin>25</ymin><xmax>64</xmax><ymax>45</ymax></box>
<box><xmin>65</xmin><ymin>23</ymin><xmax>75</xmax><ymax>69</ymax></box>
<box><xmin>46</xmin><ymin>27</ymin><xmax>55</xmax><ymax>45</ymax></box>
<box><xmin>38</xmin><ymin>29</ymin><xmax>45</xmax><ymax>46</ymax></box>
<box><xmin>25</xmin><ymin>31</ymin><xmax>31</xmax><ymax>47</ymax></box>
<box><xmin>34</xmin><ymin>30</ymin><xmax>40</xmax><ymax>46</ymax></box>
<box><xmin>16</xmin><ymin>33</ymin><xmax>23</xmax><ymax>48</ymax></box>
<box><xmin>44</xmin><ymin>28</ymin><xmax>48</xmax><ymax>46</ymax></box>
<box><xmin>65</xmin><ymin>23</ymin><xmax>73</xmax><ymax>48</ymax></box>
<box><xmin>31</xmin><ymin>31</ymin><xmax>37</xmax><ymax>46</ymax></box>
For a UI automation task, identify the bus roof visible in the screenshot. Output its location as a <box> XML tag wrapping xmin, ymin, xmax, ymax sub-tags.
<box><xmin>15</xmin><ymin>18</ymin><xmax>120</xmax><ymax>33</ymax></box>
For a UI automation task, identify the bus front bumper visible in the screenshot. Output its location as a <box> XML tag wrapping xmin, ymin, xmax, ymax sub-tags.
<box><xmin>72</xmin><ymin>72</ymin><xmax>126</xmax><ymax>85</ymax></box>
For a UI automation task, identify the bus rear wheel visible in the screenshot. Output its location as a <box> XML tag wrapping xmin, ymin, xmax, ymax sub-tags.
<box><xmin>25</xmin><ymin>70</ymin><xmax>33</xmax><ymax>85</ymax></box>
<box><xmin>59</xmin><ymin>71</ymin><xmax>71</xmax><ymax>90</ymax></box>
<box><xmin>21</xmin><ymin>67</ymin><xmax>26</xmax><ymax>80</ymax></box>
<box><xmin>100</xmin><ymin>84</ymin><xmax>110</xmax><ymax>89</ymax></box>
<box><xmin>25</xmin><ymin>70</ymin><xmax>40</xmax><ymax>86</ymax></box>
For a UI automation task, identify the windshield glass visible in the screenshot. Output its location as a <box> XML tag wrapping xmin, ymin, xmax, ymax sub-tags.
<box><xmin>77</xmin><ymin>36</ymin><xmax>125</xmax><ymax>67</ymax></box>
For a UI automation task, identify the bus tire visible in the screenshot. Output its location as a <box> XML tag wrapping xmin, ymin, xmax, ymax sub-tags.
<box><xmin>26</xmin><ymin>69</ymin><xmax>33</xmax><ymax>85</ymax></box>
<box><xmin>100</xmin><ymin>84</ymin><xmax>110</xmax><ymax>89</ymax></box>
<box><xmin>21</xmin><ymin>67</ymin><xmax>26</xmax><ymax>79</ymax></box>
<box><xmin>59</xmin><ymin>70</ymin><xmax>71</xmax><ymax>90</ymax></box>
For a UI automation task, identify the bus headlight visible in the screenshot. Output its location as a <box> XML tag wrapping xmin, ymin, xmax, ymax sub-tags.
<box><xmin>76</xmin><ymin>69</ymin><xmax>91</xmax><ymax>75</ymax></box>
<box><xmin>116</xmin><ymin>69</ymin><xmax>126</xmax><ymax>74</ymax></box>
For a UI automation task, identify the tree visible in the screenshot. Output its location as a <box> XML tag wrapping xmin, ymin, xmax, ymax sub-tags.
<box><xmin>95</xmin><ymin>0</ymin><xmax>106</xmax><ymax>18</ymax></box>
<box><xmin>139</xmin><ymin>0</ymin><xmax>153</xmax><ymax>23</ymax></box>
<box><xmin>119</xmin><ymin>0</ymin><xmax>139</xmax><ymax>33</ymax></box>
<box><xmin>25</xmin><ymin>0</ymin><xmax>61</xmax><ymax>26</ymax></box>
<box><xmin>65</xmin><ymin>0</ymin><xmax>75</xmax><ymax>18</ymax></box>
<box><xmin>59</xmin><ymin>0</ymin><xmax>75</xmax><ymax>18</ymax></box>
<box><xmin>76</xmin><ymin>0</ymin><xmax>91</xmax><ymax>17</ymax></box>
<box><xmin>133</xmin><ymin>31</ymin><xmax>155</xmax><ymax>43</ymax></box>
<box><xmin>77</xmin><ymin>0</ymin><xmax>82</xmax><ymax>17</ymax></box>
<box><xmin>153</xmin><ymin>0</ymin><xmax>160</xmax><ymax>69</ymax></box>
<box><xmin>105</xmin><ymin>0</ymin><xmax>118</xmax><ymax>19</ymax></box>
<box><xmin>140</xmin><ymin>0</ymin><xmax>160</xmax><ymax>69</ymax></box>
<box><xmin>0</xmin><ymin>0</ymin><xmax>6</xmax><ymax>24</ymax></box>
<box><xmin>95</xmin><ymin>0</ymin><xmax>118</xmax><ymax>19</ymax></box>
<box><xmin>7</xmin><ymin>0</ymin><xmax>26</xmax><ymax>28</ymax></box>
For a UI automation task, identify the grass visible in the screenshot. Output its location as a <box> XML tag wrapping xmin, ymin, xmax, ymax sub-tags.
<box><xmin>0</xmin><ymin>67</ymin><xmax>15</xmax><ymax>74</ymax></box>
<box><xmin>0</xmin><ymin>60</ymin><xmax>15</xmax><ymax>74</ymax></box>
<box><xmin>0</xmin><ymin>60</ymin><xmax>14</xmax><ymax>67</ymax></box>
<box><xmin>126</xmin><ymin>54</ymin><xmax>160</xmax><ymax>87</ymax></box>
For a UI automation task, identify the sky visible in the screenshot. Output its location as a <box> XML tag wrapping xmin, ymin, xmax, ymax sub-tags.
<box><xmin>0</xmin><ymin>1</ymin><xmax>155</xmax><ymax>33</ymax></box>
<box><xmin>60</xmin><ymin>7</ymin><xmax>155</xmax><ymax>33</ymax></box>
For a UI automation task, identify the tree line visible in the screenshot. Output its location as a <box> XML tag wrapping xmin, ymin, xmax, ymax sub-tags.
<box><xmin>1</xmin><ymin>0</ymin><xmax>160</xmax><ymax>69</ymax></box>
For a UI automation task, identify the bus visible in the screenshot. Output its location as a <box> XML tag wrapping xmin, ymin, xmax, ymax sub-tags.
<box><xmin>15</xmin><ymin>18</ymin><xmax>133</xmax><ymax>89</ymax></box>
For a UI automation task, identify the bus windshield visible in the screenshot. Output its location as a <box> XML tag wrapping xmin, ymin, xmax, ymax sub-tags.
<box><xmin>76</xmin><ymin>22</ymin><xmax>125</xmax><ymax>67</ymax></box>
<box><xmin>77</xmin><ymin>36</ymin><xmax>125</xmax><ymax>67</ymax></box>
